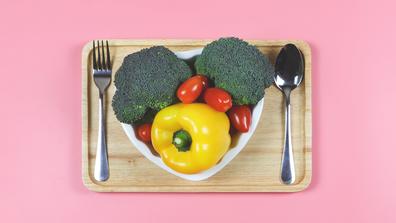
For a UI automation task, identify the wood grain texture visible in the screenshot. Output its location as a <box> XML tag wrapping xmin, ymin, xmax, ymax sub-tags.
<box><xmin>82</xmin><ymin>39</ymin><xmax>312</xmax><ymax>192</ymax></box>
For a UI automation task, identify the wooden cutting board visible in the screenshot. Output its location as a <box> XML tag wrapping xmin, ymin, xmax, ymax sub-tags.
<box><xmin>82</xmin><ymin>39</ymin><xmax>312</xmax><ymax>192</ymax></box>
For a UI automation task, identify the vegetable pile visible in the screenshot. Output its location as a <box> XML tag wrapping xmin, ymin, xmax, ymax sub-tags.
<box><xmin>112</xmin><ymin>37</ymin><xmax>274</xmax><ymax>174</ymax></box>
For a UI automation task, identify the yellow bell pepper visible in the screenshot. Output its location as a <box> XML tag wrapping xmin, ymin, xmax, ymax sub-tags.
<box><xmin>151</xmin><ymin>103</ymin><xmax>231</xmax><ymax>174</ymax></box>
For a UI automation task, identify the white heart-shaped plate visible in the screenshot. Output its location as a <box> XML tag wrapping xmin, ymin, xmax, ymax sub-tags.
<box><xmin>121</xmin><ymin>48</ymin><xmax>264</xmax><ymax>181</ymax></box>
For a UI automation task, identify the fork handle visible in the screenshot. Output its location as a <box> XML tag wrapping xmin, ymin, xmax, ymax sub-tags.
<box><xmin>94</xmin><ymin>92</ymin><xmax>109</xmax><ymax>181</ymax></box>
<box><xmin>281</xmin><ymin>91</ymin><xmax>296</xmax><ymax>184</ymax></box>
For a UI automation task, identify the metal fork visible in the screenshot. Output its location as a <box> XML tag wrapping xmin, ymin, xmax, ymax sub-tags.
<box><xmin>92</xmin><ymin>40</ymin><xmax>112</xmax><ymax>181</ymax></box>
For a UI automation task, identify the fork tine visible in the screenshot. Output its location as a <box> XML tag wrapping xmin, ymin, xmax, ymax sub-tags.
<box><xmin>97</xmin><ymin>40</ymin><xmax>101</xmax><ymax>69</ymax></box>
<box><xmin>92</xmin><ymin>41</ymin><xmax>97</xmax><ymax>69</ymax></box>
<box><xmin>106</xmin><ymin>40</ymin><xmax>111</xmax><ymax>70</ymax></box>
<box><xmin>101</xmin><ymin>40</ymin><xmax>106</xmax><ymax>70</ymax></box>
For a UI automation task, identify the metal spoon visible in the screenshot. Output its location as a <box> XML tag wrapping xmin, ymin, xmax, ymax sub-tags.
<box><xmin>274</xmin><ymin>44</ymin><xmax>304</xmax><ymax>185</ymax></box>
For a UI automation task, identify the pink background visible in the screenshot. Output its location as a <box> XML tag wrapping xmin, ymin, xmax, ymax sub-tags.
<box><xmin>1</xmin><ymin>0</ymin><xmax>396</xmax><ymax>222</ymax></box>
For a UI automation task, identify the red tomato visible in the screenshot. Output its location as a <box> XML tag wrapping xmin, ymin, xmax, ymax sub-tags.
<box><xmin>137</xmin><ymin>124</ymin><xmax>152</xmax><ymax>142</ymax></box>
<box><xmin>197</xmin><ymin>75</ymin><xmax>209</xmax><ymax>90</ymax></box>
<box><xmin>177</xmin><ymin>76</ymin><xmax>204</xmax><ymax>103</ymax></box>
<box><xmin>228</xmin><ymin>106</ymin><xmax>252</xmax><ymax>133</ymax></box>
<box><xmin>203</xmin><ymin>88</ymin><xmax>233</xmax><ymax>112</ymax></box>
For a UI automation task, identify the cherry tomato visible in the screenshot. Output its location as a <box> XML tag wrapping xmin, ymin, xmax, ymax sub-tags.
<box><xmin>228</xmin><ymin>106</ymin><xmax>252</xmax><ymax>133</ymax></box>
<box><xmin>177</xmin><ymin>76</ymin><xmax>204</xmax><ymax>103</ymax></box>
<box><xmin>203</xmin><ymin>88</ymin><xmax>233</xmax><ymax>112</ymax></box>
<box><xmin>197</xmin><ymin>75</ymin><xmax>209</xmax><ymax>90</ymax></box>
<box><xmin>137</xmin><ymin>123</ymin><xmax>152</xmax><ymax>142</ymax></box>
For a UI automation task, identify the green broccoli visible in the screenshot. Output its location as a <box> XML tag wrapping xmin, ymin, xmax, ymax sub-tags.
<box><xmin>112</xmin><ymin>46</ymin><xmax>193</xmax><ymax>124</ymax></box>
<box><xmin>195</xmin><ymin>37</ymin><xmax>274</xmax><ymax>105</ymax></box>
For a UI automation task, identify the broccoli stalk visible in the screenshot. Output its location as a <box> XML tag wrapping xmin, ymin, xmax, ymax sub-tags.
<box><xmin>195</xmin><ymin>37</ymin><xmax>274</xmax><ymax>105</ymax></box>
<box><xmin>112</xmin><ymin>46</ymin><xmax>193</xmax><ymax>124</ymax></box>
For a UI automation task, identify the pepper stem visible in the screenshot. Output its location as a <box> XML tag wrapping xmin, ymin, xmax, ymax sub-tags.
<box><xmin>172</xmin><ymin>129</ymin><xmax>192</xmax><ymax>152</ymax></box>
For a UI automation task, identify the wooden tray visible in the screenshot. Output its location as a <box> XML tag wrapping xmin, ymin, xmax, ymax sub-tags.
<box><xmin>82</xmin><ymin>39</ymin><xmax>312</xmax><ymax>192</ymax></box>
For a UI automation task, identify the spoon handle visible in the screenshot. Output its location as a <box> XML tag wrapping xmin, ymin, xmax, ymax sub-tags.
<box><xmin>281</xmin><ymin>92</ymin><xmax>296</xmax><ymax>184</ymax></box>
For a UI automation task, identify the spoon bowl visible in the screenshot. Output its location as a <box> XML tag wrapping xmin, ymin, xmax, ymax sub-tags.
<box><xmin>275</xmin><ymin>44</ymin><xmax>304</xmax><ymax>91</ymax></box>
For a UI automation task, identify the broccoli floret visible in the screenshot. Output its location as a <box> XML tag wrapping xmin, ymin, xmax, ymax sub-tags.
<box><xmin>195</xmin><ymin>37</ymin><xmax>274</xmax><ymax>105</ymax></box>
<box><xmin>112</xmin><ymin>46</ymin><xmax>192</xmax><ymax>124</ymax></box>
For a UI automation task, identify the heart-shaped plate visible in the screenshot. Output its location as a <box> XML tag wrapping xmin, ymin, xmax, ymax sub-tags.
<box><xmin>121</xmin><ymin>48</ymin><xmax>264</xmax><ymax>181</ymax></box>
